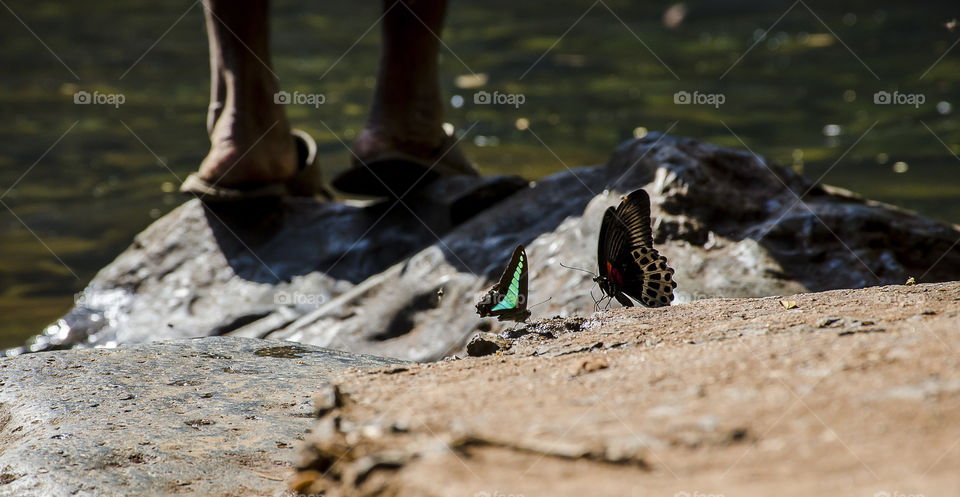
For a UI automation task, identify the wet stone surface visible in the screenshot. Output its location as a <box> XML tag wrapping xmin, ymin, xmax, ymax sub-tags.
<box><xmin>0</xmin><ymin>336</ymin><xmax>403</xmax><ymax>497</ymax></box>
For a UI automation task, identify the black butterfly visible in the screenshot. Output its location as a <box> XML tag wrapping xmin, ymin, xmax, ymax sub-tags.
<box><xmin>595</xmin><ymin>189</ymin><xmax>677</xmax><ymax>308</ymax></box>
<box><xmin>476</xmin><ymin>244</ymin><xmax>532</xmax><ymax>323</ymax></box>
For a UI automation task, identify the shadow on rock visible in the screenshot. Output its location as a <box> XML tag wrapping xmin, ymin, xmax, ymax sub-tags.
<box><xmin>199</xmin><ymin>198</ymin><xmax>440</xmax><ymax>285</ymax></box>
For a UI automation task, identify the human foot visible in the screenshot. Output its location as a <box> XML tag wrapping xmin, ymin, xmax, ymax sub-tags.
<box><xmin>196</xmin><ymin>106</ymin><xmax>298</xmax><ymax>189</ymax></box>
<box><xmin>183</xmin><ymin>127</ymin><xmax>324</xmax><ymax>201</ymax></box>
<box><xmin>333</xmin><ymin>125</ymin><xmax>477</xmax><ymax>197</ymax></box>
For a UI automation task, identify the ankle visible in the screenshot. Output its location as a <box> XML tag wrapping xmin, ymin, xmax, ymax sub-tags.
<box><xmin>354</xmin><ymin>124</ymin><xmax>447</xmax><ymax>160</ymax></box>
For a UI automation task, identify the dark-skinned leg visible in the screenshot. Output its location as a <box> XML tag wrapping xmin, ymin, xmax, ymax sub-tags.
<box><xmin>343</xmin><ymin>0</ymin><xmax>475</xmax><ymax>196</ymax></box>
<box><xmin>195</xmin><ymin>0</ymin><xmax>296</xmax><ymax>188</ymax></box>
<box><xmin>354</xmin><ymin>0</ymin><xmax>447</xmax><ymax>159</ymax></box>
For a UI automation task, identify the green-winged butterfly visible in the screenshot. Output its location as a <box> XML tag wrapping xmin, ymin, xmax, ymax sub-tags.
<box><xmin>476</xmin><ymin>244</ymin><xmax>532</xmax><ymax>323</ymax></box>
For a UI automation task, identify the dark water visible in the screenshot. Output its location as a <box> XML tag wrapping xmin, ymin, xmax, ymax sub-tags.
<box><xmin>1</xmin><ymin>0</ymin><xmax>958</xmax><ymax>347</ymax></box>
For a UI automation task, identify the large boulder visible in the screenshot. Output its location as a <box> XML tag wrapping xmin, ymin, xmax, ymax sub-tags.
<box><xmin>12</xmin><ymin>134</ymin><xmax>960</xmax><ymax>361</ymax></box>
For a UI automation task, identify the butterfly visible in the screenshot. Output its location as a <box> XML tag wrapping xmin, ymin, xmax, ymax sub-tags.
<box><xmin>594</xmin><ymin>189</ymin><xmax>677</xmax><ymax>308</ymax></box>
<box><xmin>476</xmin><ymin>244</ymin><xmax>532</xmax><ymax>323</ymax></box>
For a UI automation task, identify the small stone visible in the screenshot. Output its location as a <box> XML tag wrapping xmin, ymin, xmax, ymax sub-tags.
<box><xmin>729</xmin><ymin>427</ymin><xmax>749</xmax><ymax>442</ymax></box>
<box><xmin>570</xmin><ymin>357</ymin><xmax>610</xmax><ymax>376</ymax></box>
<box><xmin>817</xmin><ymin>317</ymin><xmax>843</xmax><ymax>328</ymax></box>
<box><xmin>314</xmin><ymin>384</ymin><xmax>343</xmax><ymax>418</ymax></box>
<box><xmin>466</xmin><ymin>333</ymin><xmax>510</xmax><ymax>357</ymax></box>
<box><xmin>184</xmin><ymin>419</ymin><xmax>216</xmax><ymax>429</ymax></box>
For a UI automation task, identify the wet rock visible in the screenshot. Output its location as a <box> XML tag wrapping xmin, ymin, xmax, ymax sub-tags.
<box><xmin>6</xmin><ymin>175</ymin><xmax>525</xmax><ymax>357</ymax></box>
<box><xmin>14</xmin><ymin>133</ymin><xmax>960</xmax><ymax>361</ymax></box>
<box><xmin>0</xmin><ymin>336</ymin><xmax>403</xmax><ymax>497</ymax></box>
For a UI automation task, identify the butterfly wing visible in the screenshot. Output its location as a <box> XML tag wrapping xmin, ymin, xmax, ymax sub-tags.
<box><xmin>616</xmin><ymin>190</ymin><xmax>677</xmax><ymax>307</ymax></box>
<box><xmin>597</xmin><ymin>207</ymin><xmax>636</xmax><ymax>307</ymax></box>
<box><xmin>477</xmin><ymin>245</ymin><xmax>531</xmax><ymax>322</ymax></box>
<box><xmin>517</xmin><ymin>246</ymin><xmax>529</xmax><ymax>312</ymax></box>
<box><xmin>621</xmin><ymin>246</ymin><xmax>677</xmax><ymax>307</ymax></box>
<box><xmin>613</xmin><ymin>189</ymin><xmax>654</xmax><ymax>249</ymax></box>
<box><xmin>599</xmin><ymin>207</ymin><xmax>633</xmax><ymax>277</ymax></box>
<box><xmin>490</xmin><ymin>245</ymin><xmax>526</xmax><ymax>313</ymax></box>
<box><xmin>597</xmin><ymin>208</ymin><xmax>614</xmax><ymax>282</ymax></box>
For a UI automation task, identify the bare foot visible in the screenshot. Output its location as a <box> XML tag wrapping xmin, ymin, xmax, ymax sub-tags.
<box><xmin>197</xmin><ymin>93</ymin><xmax>297</xmax><ymax>188</ymax></box>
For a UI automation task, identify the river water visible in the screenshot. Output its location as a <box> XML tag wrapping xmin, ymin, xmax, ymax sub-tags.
<box><xmin>1</xmin><ymin>0</ymin><xmax>958</xmax><ymax>346</ymax></box>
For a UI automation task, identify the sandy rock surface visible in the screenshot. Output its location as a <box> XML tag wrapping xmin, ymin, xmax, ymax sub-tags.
<box><xmin>294</xmin><ymin>282</ymin><xmax>960</xmax><ymax>497</ymax></box>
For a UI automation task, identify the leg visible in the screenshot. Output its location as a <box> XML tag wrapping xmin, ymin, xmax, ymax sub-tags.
<box><xmin>195</xmin><ymin>0</ymin><xmax>296</xmax><ymax>187</ymax></box>
<box><xmin>354</xmin><ymin>0</ymin><xmax>448</xmax><ymax>159</ymax></box>
<box><xmin>338</xmin><ymin>0</ymin><xmax>476</xmax><ymax>196</ymax></box>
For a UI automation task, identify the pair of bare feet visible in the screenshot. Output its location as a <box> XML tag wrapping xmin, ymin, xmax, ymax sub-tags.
<box><xmin>190</xmin><ymin>0</ymin><xmax>473</xmax><ymax>198</ymax></box>
<box><xmin>195</xmin><ymin>85</ymin><xmax>453</xmax><ymax>195</ymax></box>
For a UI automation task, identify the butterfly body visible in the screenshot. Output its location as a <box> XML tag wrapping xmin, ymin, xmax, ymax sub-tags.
<box><xmin>476</xmin><ymin>244</ymin><xmax>532</xmax><ymax>323</ymax></box>
<box><xmin>595</xmin><ymin>262</ymin><xmax>633</xmax><ymax>308</ymax></box>
<box><xmin>596</xmin><ymin>189</ymin><xmax>677</xmax><ymax>308</ymax></box>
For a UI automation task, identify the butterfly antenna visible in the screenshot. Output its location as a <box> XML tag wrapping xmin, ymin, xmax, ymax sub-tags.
<box><xmin>528</xmin><ymin>296</ymin><xmax>553</xmax><ymax>309</ymax></box>
<box><xmin>559</xmin><ymin>261</ymin><xmax>597</xmax><ymax>277</ymax></box>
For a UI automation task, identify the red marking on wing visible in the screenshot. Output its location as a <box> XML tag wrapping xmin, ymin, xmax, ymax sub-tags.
<box><xmin>608</xmin><ymin>264</ymin><xmax>624</xmax><ymax>287</ymax></box>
